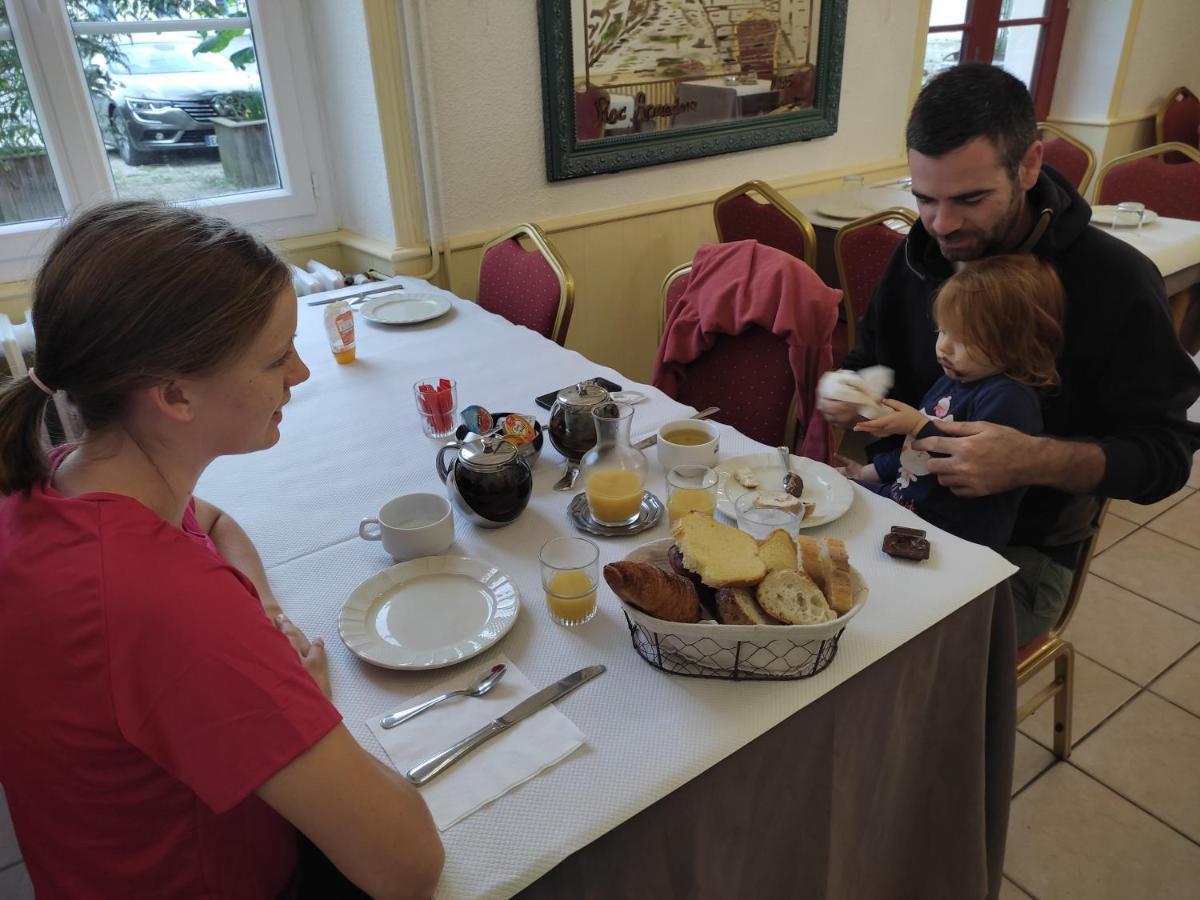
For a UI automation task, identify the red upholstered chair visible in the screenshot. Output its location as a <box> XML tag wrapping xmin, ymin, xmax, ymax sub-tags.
<box><xmin>1093</xmin><ymin>142</ymin><xmax>1200</xmax><ymax>221</ymax></box>
<box><xmin>831</xmin><ymin>207</ymin><xmax>916</xmax><ymax>365</ymax></box>
<box><xmin>713</xmin><ymin>179</ymin><xmax>817</xmax><ymax>268</ymax></box>
<box><xmin>672</xmin><ymin>326</ymin><xmax>798</xmax><ymax>449</ymax></box>
<box><xmin>477</xmin><ymin>223</ymin><xmax>575</xmax><ymax>345</ymax></box>
<box><xmin>1016</xmin><ymin>500</ymin><xmax>1109</xmax><ymax>760</ymax></box>
<box><xmin>778</xmin><ymin>64</ymin><xmax>816</xmax><ymax>109</ymax></box>
<box><xmin>659</xmin><ymin>261</ymin><xmax>691</xmax><ymax>341</ymax></box>
<box><xmin>1038</xmin><ymin>122</ymin><xmax>1096</xmax><ymax>195</ymax></box>
<box><xmin>1155</xmin><ymin>86</ymin><xmax>1200</xmax><ymax>163</ymax></box>
<box><xmin>574</xmin><ymin>85</ymin><xmax>608</xmax><ymax>141</ymax></box>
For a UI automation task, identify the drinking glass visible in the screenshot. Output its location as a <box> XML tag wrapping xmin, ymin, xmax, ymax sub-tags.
<box><xmin>735</xmin><ymin>491</ymin><xmax>800</xmax><ymax>539</ymax></box>
<box><xmin>666</xmin><ymin>465</ymin><xmax>718</xmax><ymax>525</ymax></box>
<box><xmin>841</xmin><ymin>174</ymin><xmax>865</xmax><ymax>193</ymax></box>
<box><xmin>540</xmin><ymin>537</ymin><xmax>600</xmax><ymax>627</ymax></box>
<box><xmin>1113</xmin><ymin>201</ymin><xmax>1146</xmax><ymax>231</ymax></box>
<box><xmin>413</xmin><ymin>377</ymin><xmax>457</xmax><ymax>439</ymax></box>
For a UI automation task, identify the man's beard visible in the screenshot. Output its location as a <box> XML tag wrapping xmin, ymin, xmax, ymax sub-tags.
<box><xmin>935</xmin><ymin>183</ymin><xmax>1026</xmax><ymax>261</ymax></box>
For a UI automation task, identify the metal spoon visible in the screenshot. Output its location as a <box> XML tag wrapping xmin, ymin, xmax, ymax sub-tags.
<box><xmin>380</xmin><ymin>663</ymin><xmax>507</xmax><ymax>729</ymax></box>
<box><xmin>776</xmin><ymin>446</ymin><xmax>791</xmax><ymax>488</ymax></box>
<box><xmin>552</xmin><ymin>461</ymin><xmax>580</xmax><ymax>492</ymax></box>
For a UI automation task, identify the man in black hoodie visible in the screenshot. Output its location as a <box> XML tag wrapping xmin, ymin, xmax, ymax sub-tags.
<box><xmin>820</xmin><ymin>64</ymin><xmax>1200</xmax><ymax>645</ymax></box>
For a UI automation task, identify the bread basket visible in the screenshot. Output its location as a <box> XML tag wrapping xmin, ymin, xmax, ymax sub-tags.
<box><xmin>617</xmin><ymin>539</ymin><xmax>868</xmax><ymax>680</ymax></box>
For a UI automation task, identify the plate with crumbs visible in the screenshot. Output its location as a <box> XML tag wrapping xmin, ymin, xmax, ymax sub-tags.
<box><xmin>714</xmin><ymin>452</ymin><xmax>853</xmax><ymax>528</ymax></box>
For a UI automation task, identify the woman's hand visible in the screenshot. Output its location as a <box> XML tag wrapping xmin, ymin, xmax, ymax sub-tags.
<box><xmin>276</xmin><ymin>614</ymin><xmax>331</xmax><ymax>698</ymax></box>
<box><xmin>853</xmin><ymin>399</ymin><xmax>927</xmax><ymax>438</ymax></box>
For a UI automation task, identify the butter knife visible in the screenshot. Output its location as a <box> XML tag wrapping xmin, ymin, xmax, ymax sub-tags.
<box><xmin>305</xmin><ymin>282</ymin><xmax>406</xmax><ymax>306</ymax></box>
<box><xmin>633</xmin><ymin>406</ymin><xmax>720</xmax><ymax>450</ymax></box>
<box><xmin>404</xmin><ymin>665</ymin><xmax>606</xmax><ymax>786</ymax></box>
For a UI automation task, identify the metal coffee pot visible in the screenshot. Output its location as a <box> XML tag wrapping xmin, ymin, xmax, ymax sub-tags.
<box><xmin>436</xmin><ymin>435</ymin><xmax>532</xmax><ymax>528</ymax></box>
<box><xmin>547</xmin><ymin>381</ymin><xmax>610</xmax><ymax>462</ymax></box>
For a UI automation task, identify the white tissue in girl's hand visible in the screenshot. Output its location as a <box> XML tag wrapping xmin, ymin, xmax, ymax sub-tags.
<box><xmin>817</xmin><ymin>366</ymin><xmax>894</xmax><ymax>419</ymax></box>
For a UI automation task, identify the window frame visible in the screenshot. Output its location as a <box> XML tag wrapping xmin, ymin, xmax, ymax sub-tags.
<box><xmin>0</xmin><ymin>0</ymin><xmax>334</xmax><ymax>282</ymax></box>
<box><xmin>925</xmin><ymin>0</ymin><xmax>1070</xmax><ymax>120</ymax></box>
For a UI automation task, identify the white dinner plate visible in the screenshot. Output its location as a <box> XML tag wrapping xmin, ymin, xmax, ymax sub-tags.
<box><xmin>610</xmin><ymin>390</ymin><xmax>646</xmax><ymax>405</ymax></box>
<box><xmin>359</xmin><ymin>291</ymin><xmax>452</xmax><ymax>325</ymax></box>
<box><xmin>815</xmin><ymin>202</ymin><xmax>881</xmax><ymax>221</ymax></box>
<box><xmin>1090</xmin><ymin>205</ymin><xmax>1160</xmax><ymax>226</ymax></box>
<box><xmin>338</xmin><ymin>556</ymin><xmax>519</xmax><ymax>670</ymax></box>
<box><xmin>715</xmin><ymin>452</ymin><xmax>854</xmax><ymax>528</ymax></box>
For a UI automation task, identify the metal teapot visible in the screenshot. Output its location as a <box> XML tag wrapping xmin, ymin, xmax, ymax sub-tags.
<box><xmin>436</xmin><ymin>435</ymin><xmax>532</xmax><ymax>528</ymax></box>
<box><xmin>547</xmin><ymin>381</ymin><xmax>610</xmax><ymax>462</ymax></box>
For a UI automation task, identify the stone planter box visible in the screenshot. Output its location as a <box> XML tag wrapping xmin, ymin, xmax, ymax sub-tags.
<box><xmin>211</xmin><ymin>116</ymin><xmax>278</xmax><ymax>190</ymax></box>
<box><xmin>0</xmin><ymin>152</ymin><xmax>64</xmax><ymax>223</ymax></box>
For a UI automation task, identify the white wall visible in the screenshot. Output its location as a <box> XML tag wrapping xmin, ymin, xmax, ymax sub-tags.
<box><xmin>302</xmin><ymin>0</ymin><xmax>394</xmax><ymax>245</ymax></box>
<box><xmin>1049</xmin><ymin>0</ymin><xmax>1132</xmax><ymax>121</ymax></box>
<box><xmin>418</xmin><ymin>0</ymin><xmax>921</xmax><ymax>237</ymax></box>
<box><xmin>1116</xmin><ymin>0</ymin><xmax>1200</xmax><ymax>118</ymax></box>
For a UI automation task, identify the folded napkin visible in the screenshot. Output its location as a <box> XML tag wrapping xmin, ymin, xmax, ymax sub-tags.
<box><xmin>817</xmin><ymin>365</ymin><xmax>894</xmax><ymax>419</ymax></box>
<box><xmin>366</xmin><ymin>655</ymin><xmax>586</xmax><ymax>831</ymax></box>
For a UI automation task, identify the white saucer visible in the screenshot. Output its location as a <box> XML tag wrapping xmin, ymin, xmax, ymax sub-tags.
<box><xmin>359</xmin><ymin>291</ymin><xmax>452</xmax><ymax>325</ymax></box>
<box><xmin>339</xmin><ymin>556</ymin><xmax>519</xmax><ymax>669</ymax></box>
<box><xmin>714</xmin><ymin>453</ymin><xmax>854</xmax><ymax>528</ymax></box>
<box><xmin>610</xmin><ymin>390</ymin><xmax>646</xmax><ymax>405</ymax></box>
<box><xmin>816</xmin><ymin>202</ymin><xmax>880</xmax><ymax>221</ymax></box>
<box><xmin>1091</xmin><ymin>205</ymin><xmax>1160</xmax><ymax>226</ymax></box>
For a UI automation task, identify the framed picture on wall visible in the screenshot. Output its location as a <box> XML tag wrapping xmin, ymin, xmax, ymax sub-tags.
<box><xmin>538</xmin><ymin>0</ymin><xmax>848</xmax><ymax>181</ymax></box>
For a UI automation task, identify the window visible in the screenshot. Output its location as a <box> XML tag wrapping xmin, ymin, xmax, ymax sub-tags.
<box><xmin>922</xmin><ymin>0</ymin><xmax>1070</xmax><ymax>120</ymax></box>
<box><xmin>0</xmin><ymin>0</ymin><xmax>331</xmax><ymax>281</ymax></box>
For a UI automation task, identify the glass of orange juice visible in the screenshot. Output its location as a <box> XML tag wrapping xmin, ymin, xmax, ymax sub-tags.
<box><xmin>540</xmin><ymin>537</ymin><xmax>600</xmax><ymax>627</ymax></box>
<box><xmin>666</xmin><ymin>465</ymin><xmax>717</xmax><ymax>525</ymax></box>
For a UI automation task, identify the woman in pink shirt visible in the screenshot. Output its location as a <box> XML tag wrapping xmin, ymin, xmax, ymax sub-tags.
<box><xmin>0</xmin><ymin>201</ymin><xmax>443</xmax><ymax>899</ymax></box>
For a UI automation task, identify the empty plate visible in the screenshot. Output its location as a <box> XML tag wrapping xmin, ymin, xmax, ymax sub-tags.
<box><xmin>359</xmin><ymin>291</ymin><xmax>452</xmax><ymax>325</ymax></box>
<box><xmin>339</xmin><ymin>556</ymin><xmax>519</xmax><ymax>669</ymax></box>
<box><xmin>816</xmin><ymin>202</ymin><xmax>881</xmax><ymax>221</ymax></box>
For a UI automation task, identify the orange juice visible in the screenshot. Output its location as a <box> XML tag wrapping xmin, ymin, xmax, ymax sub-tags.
<box><xmin>667</xmin><ymin>486</ymin><xmax>716</xmax><ymax>524</ymax></box>
<box><xmin>585</xmin><ymin>468</ymin><xmax>644</xmax><ymax>525</ymax></box>
<box><xmin>332</xmin><ymin>346</ymin><xmax>356</xmax><ymax>364</ymax></box>
<box><xmin>545</xmin><ymin>569</ymin><xmax>597</xmax><ymax>625</ymax></box>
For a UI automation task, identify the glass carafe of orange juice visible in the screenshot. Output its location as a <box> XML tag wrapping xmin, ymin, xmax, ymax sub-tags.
<box><xmin>579</xmin><ymin>401</ymin><xmax>648</xmax><ymax>526</ymax></box>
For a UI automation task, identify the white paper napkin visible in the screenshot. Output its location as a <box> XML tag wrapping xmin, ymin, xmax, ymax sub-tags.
<box><xmin>366</xmin><ymin>655</ymin><xmax>586</xmax><ymax>831</ymax></box>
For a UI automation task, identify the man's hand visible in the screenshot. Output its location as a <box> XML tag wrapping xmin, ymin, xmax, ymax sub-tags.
<box><xmin>816</xmin><ymin>396</ymin><xmax>864</xmax><ymax>429</ymax></box>
<box><xmin>276</xmin><ymin>613</ymin><xmax>332</xmax><ymax>698</ymax></box>
<box><xmin>913</xmin><ymin>419</ymin><xmax>1033</xmax><ymax>497</ymax></box>
<box><xmin>853</xmin><ymin>399</ymin><xmax>927</xmax><ymax>438</ymax></box>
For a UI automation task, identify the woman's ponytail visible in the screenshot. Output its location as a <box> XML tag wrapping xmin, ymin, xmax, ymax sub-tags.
<box><xmin>0</xmin><ymin>376</ymin><xmax>50</xmax><ymax>494</ymax></box>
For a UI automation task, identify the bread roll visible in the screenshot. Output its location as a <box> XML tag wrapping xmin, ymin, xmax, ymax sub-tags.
<box><xmin>603</xmin><ymin>561</ymin><xmax>701</xmax><ymax>623</ymax></box>
<box><xmin>716</xmin><ymin>587</ymin><xmax>782</xmax><ymax>625</ymax></box>
<box><xmin>672</xmin><ymin>514</ymin><xmax>765</xmax><ymax>587</ymax></box>
<box><xmin>756</xmin><ymin>569</ymin><xmax>835</xmax><ymax>625</ymax></box>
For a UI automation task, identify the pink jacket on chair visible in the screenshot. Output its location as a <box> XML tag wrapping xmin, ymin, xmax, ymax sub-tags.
<box><xmin>652</xmin><ymin>240</ymin><xmax>842</xmax><ymax>462</ymax></box>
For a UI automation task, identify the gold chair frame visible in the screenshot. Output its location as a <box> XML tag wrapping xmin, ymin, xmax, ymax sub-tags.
<box><xmin>1037</xmin><ymin>121</ymin><xmax>1097</xmax><ymax>195</ymax></box>
<box><xmin>1016</xmin><ymin>499</ymin><xmax>1110</xmax><ymax>760</ymax></box>
<box><xmin>657</xmin><ymin>260</ymin><xmax>799</xmax><ymax>450</ymax></box>
<box><xmin>712</xmin><ymin>179</ymin><xmax>818</xmax><ymax>269</ymax></box>
<box><xmin>1154</xmin><ymin>85</ymin><xmax>1199</xmax><ymax>147</ymax></box>
<box><xmin>1091</xmin><ymin>141</ymin><xmax>1200</xmax><ymax>204</ymax></box>
<box><xmin>832</xmin><ymin>207</ymin><xmax>917</xmax><ymax>353</ymax></box>
<box><xmin>479</xmin><ymin>223</ymin><xmax>575</xmax><ymax>346</ymax></box>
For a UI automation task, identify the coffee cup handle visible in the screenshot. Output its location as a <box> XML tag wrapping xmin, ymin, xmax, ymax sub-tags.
<box><xmin>359</xmin><ymin>518</ymin><xmax>382</xmax><ymax>541</ymax></box>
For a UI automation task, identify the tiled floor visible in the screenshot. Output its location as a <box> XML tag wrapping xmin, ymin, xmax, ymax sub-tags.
<box><xmin>1006</xmin><ymin>458</ymin><xmax>1200</xmax><ymax>899</ymax></box>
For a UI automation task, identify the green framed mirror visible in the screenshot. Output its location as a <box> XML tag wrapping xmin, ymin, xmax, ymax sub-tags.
<box><xmin>539</xmin><ymin>0</ymin><xmax>849</xmax><ymax>181</ymax></box>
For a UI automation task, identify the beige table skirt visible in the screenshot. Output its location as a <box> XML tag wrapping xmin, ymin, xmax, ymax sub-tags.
<box><xmin>519</xmin><ymin>585</ymin><xmax>1016</xmax><ymax>900</ymax></box>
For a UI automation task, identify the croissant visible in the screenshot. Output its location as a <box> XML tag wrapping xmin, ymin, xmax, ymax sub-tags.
<box><xmin>603</xmin><ymin>561</ymin><xmax>702</xmax><ymax>623</ymax></box>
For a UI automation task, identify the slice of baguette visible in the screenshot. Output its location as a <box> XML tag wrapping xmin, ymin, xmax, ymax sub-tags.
<box><xmin>755</xmin><ymin>569</ymin><xmax>834</xmax><ymax>625</ymax></box>
<box><xmin>757</xmin><ymin>529</ymin><xmax>798</xmax><ymax>574</ymax></box>
<box><xmin>822</xmin><ymin>537</ymin><xmax>854</xmax><ymax>614</ymax></box>
<box><xmin>796</xmin><ymin>535</ymin><xmax>827</xmax><ymax>596</ymax></box>
<box><xmin>672</xmin><ymin>514</ymin><xmax>766</xmax><ymax>587</ymax></box>
<box><xmin>716</xmin><ymin>586</ymin><xmax>782</xmax><ymax>625</ymax></box>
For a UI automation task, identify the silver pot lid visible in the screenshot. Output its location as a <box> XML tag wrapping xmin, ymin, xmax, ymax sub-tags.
<box><xmin>457</xmin><ymin>435</ymin><xmax>520</xmax><ymax>471</ymax></box>
<box><xmin>555</xmin><ymin>380</ymin><xmax>610</xmax><ymax>410</ymax></box>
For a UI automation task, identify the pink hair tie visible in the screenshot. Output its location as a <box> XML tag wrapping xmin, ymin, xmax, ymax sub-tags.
<box><xmin>27</xmin><ymin>368</ymin><xmax>55</xmax><ymax>397</ymax></box>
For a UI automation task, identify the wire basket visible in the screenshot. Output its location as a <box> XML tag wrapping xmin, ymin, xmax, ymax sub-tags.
<box><xmin>618</xmin><ymin>539</ymin><xmax>867</xmax><ymax>681</ymax></box>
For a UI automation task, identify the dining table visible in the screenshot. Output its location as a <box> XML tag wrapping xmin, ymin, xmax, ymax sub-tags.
<box><xmin>193</xmin><ymin>277</ymin><xmax>1019</xmax><ymax>899</ymax></box>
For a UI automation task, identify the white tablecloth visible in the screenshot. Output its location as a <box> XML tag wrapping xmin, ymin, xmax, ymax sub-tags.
<box><xmin>1100</xmin><ymin>214</ymin><xmax>1200</xmax><ymax>291</ymax></box>
<box><xmin>197</xmin><ymin>279</ymin><xmax>1016</xmax><ymax>899</ymax></box>
<box><xmin>791</xmin><ymin>184</ymin><xmax>917</xmax><ymax>230</ymax></box>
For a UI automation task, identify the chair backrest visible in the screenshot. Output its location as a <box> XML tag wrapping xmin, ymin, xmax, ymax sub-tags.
<box><xmin>1093</xmin><ymin>142</ymin><xmax>1200</xmax><ymax>221</ymax></box>
<box><xmin>659</xmin><ymin>262</ymin><xmax>691</xmax><ymax>340</ymax></box>
<box><xmin>1156</xmin><ymin>86</ymin><xmax>1200</xmax><ymax>163</ymax></box>
<box><xmin>779</xmin><ymin>65</ymin><xmax>815</xmax><ymax>108</ymax></box>
<box><xmin>713</xmin><ymin>180</ymin><xmax>817</xmax><ymax>268</ymax></box>
<box><xmin>477</xmin><ymin>223</ymin><xmax>575</xmax><ymax>345</ymax></box>
<box><xmin>1038</xmin><ymin>122</ymin><xmax>1096</xmax><ymax>195</ymax></box>
<box><xmin>672</xmin><ymin>325</ymin><xmax>797</xmax><ymax>449</ymax></box>
<box><xmin>574</xmin><ymin>86</ymin><xmax>608</xmax><ymax>141</ymax></box>
<box><xmin>833</xmin><ymin>207</ymin><xmax>915</xmax><ymax>351</ymax></box>
<box><xmin>735</xmin><ymin>15</ymin><xmax>778</xmax><ymax>80</ymax></box>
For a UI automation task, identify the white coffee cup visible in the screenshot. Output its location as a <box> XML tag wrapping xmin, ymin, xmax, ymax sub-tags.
<box><xmin>359</xmin><ymin>493</ymin><xmax>454</xmax><ymax>561</ymax></box>
<box><xmin>656</xmin><ymin>418</ymin><xmax>720</xmax><ymax>470</ymax></box>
